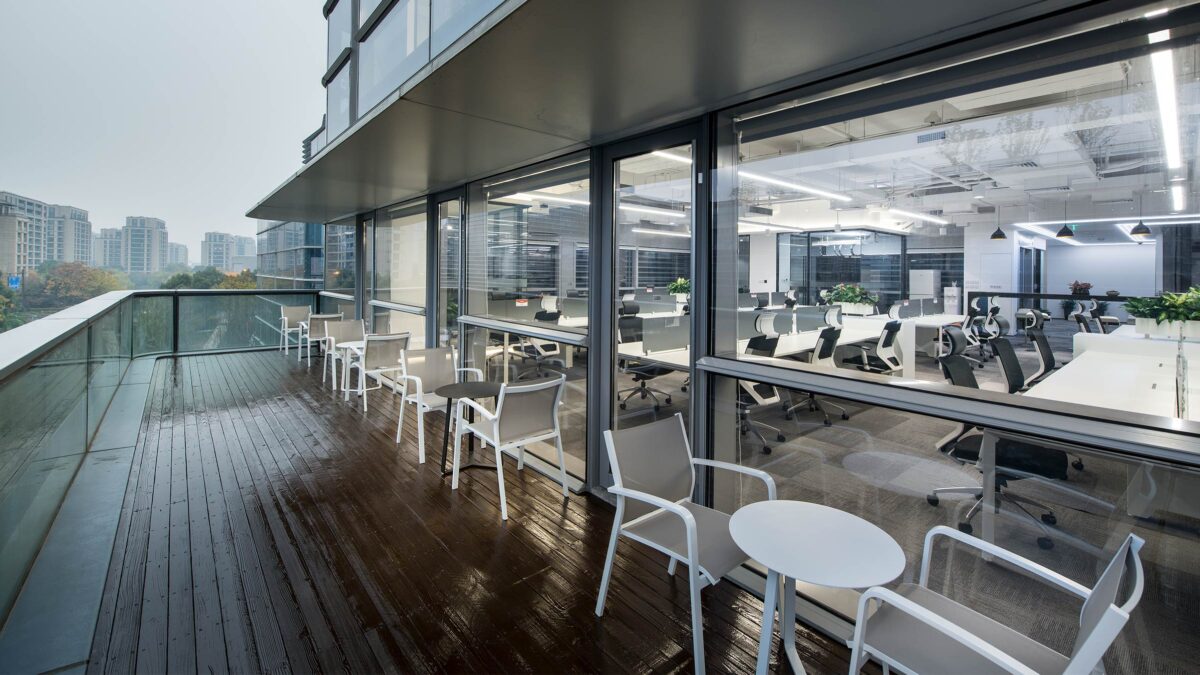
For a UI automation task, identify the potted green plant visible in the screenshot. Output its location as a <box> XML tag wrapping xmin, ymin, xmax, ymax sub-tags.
<box><xmin>667</xmin><ymin>277</ymin><xmax>691</xmax><ymax>303</ymax></box>
<box><xmin>1068</xmin><ymin>280</ymin><xmax>1093</xmax><ymax>296</ymax></box>
<box><xmin>1059</xmin><ymin>298</ymin><xmax>1077</xmax><ymax>320</ymax></box>
<box><xmin>823</xmin><ymin>283</ymin><xmax>878</xmax><ymax>316</ymax></box>
<box><xmin>1122</xmin><ymin>296</ymin><xmax>1161</xmax><ymax>337</ymax></box>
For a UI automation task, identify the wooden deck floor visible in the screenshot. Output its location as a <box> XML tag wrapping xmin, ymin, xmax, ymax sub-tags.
<box><xmin>86</xmin><ymin>350</ymin><xmax>863</xmax><ymax>674</ymax></box>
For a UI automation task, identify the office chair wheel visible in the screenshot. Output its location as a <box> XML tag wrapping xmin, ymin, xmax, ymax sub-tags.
<box><xmin>1072</xmin><ymin>459</ymin><xmax>1084</xmax><ymax>470</ymax></box>
<box><xmin>958</xmin><ymin>522</ymin><xmax>973</xmax><ymax>535</ymax></box>
<box><xmin>784</xmin><ymin>412</ymin><xmax>794</xmax><ymax>420</ymax></box>
<box><xmin>640</xmin><ymin>392</ymin><xmax>647</xmax><ymax>399</ymax></box>
<box><xmin>1037</xmin><ymin>537</ymin><xmax>1054</xmax><ymax>550</ymax></box>
<box><xmin>776</xmin><ymin>433</ymin><xmax>785</xmax><ymax>442</ymax></box>
<box><xmin>665</xmin><ymin>397</ymin><xmax>672</xmax><ymax>405</ymax></box>
<box><xmin>926</xmin><ymin>494</ymin><xmax>939</xmax><ymax>506</ymax></box>
<box><xmin>1041</xmin><ymin>513</ymin><xmax>1057</xmax><ymax>526</ymax></box>
<box><xmin>823</xmin><ymin>419</ymin><xmax>831</xmax><ymax>427</ymax></box>
<box><xmin>653</xmin><ymin>405</ymin><xmax>661</xmax><ymax>412</ymax></box>
<box><xmin>619</xmin><ymin>402</ymin><xmax>627</xmax><ymax>410</ymax></box>
<box><xmin>761</xmin><ymin>446</ymin><xmax>772</xmax><ymax>455</ymax></box>
<box><xmin>841</xmin><ymin>413</ymin><xmax>849</xmax><ymax>420</ymax></box>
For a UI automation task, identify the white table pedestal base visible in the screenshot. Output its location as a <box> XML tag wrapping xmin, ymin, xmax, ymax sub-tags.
<box><xmin>755</xmin><ymin>570</ymin><xmax>806</xmax><ymax>675</ymax></box>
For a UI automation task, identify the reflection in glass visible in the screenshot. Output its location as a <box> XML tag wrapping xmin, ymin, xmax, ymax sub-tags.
<box><xmin>465</xmin><ymin>154</ymin><xmax>590</xmax><ymax>333</ymax></box>
<box><xmin>357</xmin><ymin>0</ymin><xmax>430</xmax><ymax>115</ymax></box>
<box><xmin>460</xmin><ymin>325</ymin><xmax>586</xmax><ymax>478</ymax></box>
<box><xmin>613</xmin><ymin>144</ymin><xmax>693</xmax><ymax>431</ymax></box>
<box><xmin>324</xmin><ymin>220</ymin><xmax>357</xmax><ymax>292</ymax></box>
<box><xmin>327</xmin><ymin>0</ymin><xmax>352</xmax><ymax>65</ymax></box>
<box><xmin>709</xmin><ymin>373</ymin><xmax>1200</xmax><ymax>673</ymax></box>
<box><xmin>372</xmin><ymin>306</ymin><xmax>426</xmax><ymax>348</ymax></box>
<box><xmin>373</xmin><ymin>199</ymin><xmax>427</xmax><ymax>306</ymax></box>
<box><xmin>437</xmin><ymin>199</ymin><xmax>461</xmax><ymax>347</ymax></box>
<box><xmin>326</xmin><ymin>65</ymin><xmax>351</xmax><ymax>140</ymax></box>
<box><xmin>430</xmin><ymin>0</ymin><xmax>502</xmax><ymax>55</ymax></box>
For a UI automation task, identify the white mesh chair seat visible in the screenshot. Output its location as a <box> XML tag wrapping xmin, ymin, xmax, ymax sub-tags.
<box><xmin>346</xmin><ymin>332</ymin><xmax>410</xmax><ymax>411</ymax></box>
<box><xmin>862</xmin><ymin>584</ymin><xmax>1069</xmax><ymax>675</ymax></box>
<box><xmin>303</xmin><ymin>313</ymin><xmax>342</xmax><ymax>370</ymax></box>
<box><xmin>621</xmin><ymin>501</ymin><xmax>747</xmax><ymax>583</ymax></box>
<box><xmin>849</xmin><ymin>526</ymin><xmax>1145</xmax><ymax>675</ymax></box>
<box><xmin>594</xmin><ymin>413</ymin><xmax>777</xmax><ymax>675</ymax></box>
<box><xmin>395</xmin><ymin>348</ymin><xmax>481</xmax><ymax>464</ymax></box>
<box><xmin>280</xmin><ymin>305</ymin><xmax>309</xmax><ymax>355</ymax></box>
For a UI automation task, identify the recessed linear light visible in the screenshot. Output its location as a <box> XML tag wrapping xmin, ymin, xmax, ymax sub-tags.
<box><xmin>1145</xmin><ymin>8</ymin><xmax>1169</xmax><ymax>18</ymax></box>
<box><xmin>1151</xmin><ymin>46</ymin><xmax>1182</xmax><ymax>170</ymax></box>
<box><xmin>630</xmin><ymin>227</ymin><xmax>691</xmax><ymax>238</ymax></box>
<box><xmin>739</xmin><ymin>170</ymin><xmax>853</xmax><ymax>202</ymax></box>
<box><xmin>812</xmin><ymin>239</ymin><xmax>865</xmax><ymax>247</ymax></box>
<box><xmin>1013</xmin><ymin>222</ymin><xmax>1081</xmax><ymax>246</ymax></box>
<box><xmin>1172</xmin><ymin>184</ymin><xmax>1186</xmax><ymax>211</ymax></box>
<box><xmin>888</xmin><ymin>208</ymin><xmax>949</xmax><ymax>225</ymax></box>
<box><xmin>652</xmin><ymin>150</ymin><xmax>693</xmax><ymax>164</ymax></box>
<box><xmin>620</xmin><ymin>204</ymin><xmax>689</xmax><ymax>218</ymax></box>
<box><xmin>509</xmin><ymin>192</ymin><xmax>590</xmax><ymax>206</ymax></box>
<box><xmin>1014</xmin><ymin>213</ymin><xmax>1200</xmax><ymax>227</ymax></box>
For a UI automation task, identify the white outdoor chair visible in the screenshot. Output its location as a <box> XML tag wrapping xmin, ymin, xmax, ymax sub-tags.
<box><xmin>395</xmin><ymin>348</ymin><xmax>481</xmax><ymax>464</ymax></box>
<box><xmin>322</xmin><ymin>319</ymin><xmax>364</xmax><ymax>391</ymax></box>
<box><xmin>345</xmin><ymin>332</ymin><xmax>410</xmax><ymax>411</ymax></box>
<box><xmin>451</xmin><ymin>375</ymin><xmax>570</xmax><ymax>521</ymax></box>
<box><xmin>594</xmin><ymin>413</ymin><xmax>777</xmax><ymax>675</ymax></box>
<box><xmin>280</xmin><ymin>305</ymin><xmax>309</xmax><ymax>355</ymax></box>
<box><xmin>302</xmin><ymin>313</ymin><xmax>342</xmax><ymax>368</ymax></box>
<box><xmin>849</xmin><ymin>525</ymin><xmax>1145</xmax><ymax>675</ymax></box>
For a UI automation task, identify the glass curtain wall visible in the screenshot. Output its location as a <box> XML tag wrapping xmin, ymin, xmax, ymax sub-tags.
<box><xmin>437</xmin><ymin>198</ymin><xmax>461</xmax><ymax>347</ymax></box>
<box><xmin>372</xmin><ymin>198</ymin><xmax>427</xmax><ymax>345</ymax></box>
<box><xmin>323</xmin><ymin>218</ymin><xmax>357</xmax><ymax>316</ymax></box>
<box><xmin>357</xmin><ymin>0</ymin><xmax>430</xmax><ymax>115</ymax></box>
<box><xmin>463</xmin><ymin>152</ymin><xmax>591</xmax><ymax>478</ymax></box>
<box><xmin>612</xmin><ymin>144</ymin><xmax>693</xmax><ymax>432</ymax></box>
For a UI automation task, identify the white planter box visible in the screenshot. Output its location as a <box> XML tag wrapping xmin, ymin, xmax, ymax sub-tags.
<box><xmin>1185</xmin><ymin>320</ymin><xmax>1200</xmax><ymax>340</ymax></box>
<box><xmin>835</xmin><ymin>302</ymin><xmax>876</xmax><ymax>316</ymax></box>
<box><xmin>1134</xmin><ymin>317</ymin><xmax>1156</xmax><ymax>336</ymax></box>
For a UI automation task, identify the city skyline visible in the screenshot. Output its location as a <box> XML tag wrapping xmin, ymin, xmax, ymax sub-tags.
<box><xmin>0</xmin><ymin>0</ymin><xmax>325</xmax><ymax>263</ymax></box>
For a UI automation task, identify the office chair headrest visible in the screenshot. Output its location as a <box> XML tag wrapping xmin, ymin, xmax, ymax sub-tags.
<box><xmin>754</xmin><ymin>312</ymin><xmax>779</xmax><ymax>338</ymax></box>
<box><xmin>619</xmin><ymin>300</ymin><xmax>640</xmax><ymax>316</ymax></box>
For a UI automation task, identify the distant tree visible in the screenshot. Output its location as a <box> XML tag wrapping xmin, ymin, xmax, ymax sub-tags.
<box><xmin>216</xmin><ymin>270</ymin><xmax>257</xmax><ymax>290</ymax></box>
<box><xmin>36</xmin><ymin>260</ymin><xmax>62</xmax><ymax>276</ymax></box>
<box><xmin>40</xmin><ymin>262</ymin><xmax>124</xmax><ymax>305</ymax></box>
<box><xmin>160</xmin><ymin>272</ymin><xmax>194</xmax><ymax>289</ymax></box>
<box><xmin>0</xmin><ymin>288</ymin><xmax>13</xmax><ymax>330</ymax></box>
<box><xmin>191</xmin><ymin>267</ymin><xmax>227</xmax><ymax>289</ymax></box>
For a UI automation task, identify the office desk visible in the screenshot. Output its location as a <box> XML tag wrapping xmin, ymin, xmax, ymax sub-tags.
<box><xmin>853</xmin><ymin>313</ymin><xmax>963</xmax><ymax>378</ymax></box>
<box><xmin>560</xmin><ymin>310</ymin><xmax>683</xmax><ymax>329</ymax></box>
<box><xmin>617</xmin><ymin>342</ymin><xmax>690</xmax><ymax>370</ymax></box>
<box><xmin>735</xmin><ymin>326</ymin><xmax>879</xmax><ymax>359</ymax></box>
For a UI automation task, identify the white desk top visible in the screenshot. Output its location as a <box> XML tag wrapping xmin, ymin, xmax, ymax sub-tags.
<box><xmin>729</xmin><ymin>501</ymin><xmax>905</xmax><ymax>588</ymax></box>
<box><xmin>562</xmin><ymin>309</ymin><xmax>684</xmax><ymax>328</ymax></box>
<box><xmin>1026</xmin><ymin>350</ymin><xmax>1197</xmax><ymax>421</ymax></box>
<box><xmin>735</xmin><ymin>325</ymin><xmax>880</xmax><ymax>358</ymax></box>
<box><xmin>617</xmin><ymin>342</ymin><xmax>690</xmax><ymax>370</ymax></box>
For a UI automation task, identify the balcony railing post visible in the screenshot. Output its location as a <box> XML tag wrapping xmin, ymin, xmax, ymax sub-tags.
<box><xmin>171</xmin><ymin>292</ymin><xmax>179</xmax><ymax>354</ymax></box>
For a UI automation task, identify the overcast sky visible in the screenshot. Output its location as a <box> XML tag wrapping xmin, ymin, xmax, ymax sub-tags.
<box><xmin>0</xmin><ymin>0</ymin><xmax>325</xmax><ymax>264</ymax></box>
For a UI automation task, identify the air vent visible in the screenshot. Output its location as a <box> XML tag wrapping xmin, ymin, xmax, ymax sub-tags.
<box><xmin>747</xmin><ymin>205</ymin><xmax>774</xmax><ymax>216</ymax></box>
<box><xmin>1026</xmin><ymin>186</ymin><xmax>1071</xmax><ymax>194</ymax></box>
<box><xmin>976</xmin><ymin>205</ymin><xmax>997</xmax><ymax>213</ymax></box>
<box><xmin>917</xmin><ymin>131</ymin><xmax>947</xmax><ymax>143</ymax></box>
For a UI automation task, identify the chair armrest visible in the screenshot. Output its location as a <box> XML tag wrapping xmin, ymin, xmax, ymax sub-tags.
<box><xmin>690</xmin><ymin>458</ymin><xmax>777</xmax><ymax>500</ymax></box>
<box><xmin>607</xmin><ymin>486</ymin><xmax>698</xmax><ymax>541</ymax></box>
<box><xmin>853</xmin><ymin>587</ymin><xmax>1038</xmax><ymax>675</ymax></box>
<box><xmin>920</xmin><ymin>526</ymin><xmax>1089</xmax><ymax>599</ymax></box>
<box><xmin>456</xmin><ymin>367</ymin><xmax>484</xmax><ymax>382</ymax></box>
<box><xmin>457</xmin><ymin>396</ymin><xmax>497</xmax><ymax>422</ymax></box>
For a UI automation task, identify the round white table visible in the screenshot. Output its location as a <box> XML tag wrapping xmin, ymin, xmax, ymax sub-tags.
<box><xmin>730</xmin><ymin>500</ymin><xmax>905</xmax><ymax>675</ymax></box>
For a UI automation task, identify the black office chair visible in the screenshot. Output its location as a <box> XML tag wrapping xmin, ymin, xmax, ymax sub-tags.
<box><xmin>784</xmin><ymin>326</ymin><xmax>848</xmax><ymax>426</ymax></box>
<box><xmin>739</xmin><ymin>335</ymin><xmax>787</xmax><ymax>454</ymax></box>
<box><xmin>1087</xmin><ymin>300</ymin><xmax>1121</xmax><ymax>334</ymax></box>
<box><xmin>616</xmin><ymin>313</ymin><xmax>673</xmax><ymax>411</ymax></box>
<box><xmin>1027</xmin><ymin>327</ymin><xmax>1066</xmax><ymax>384</ymax></box>
<box><xmin>930</xmin><ymin>328</ymin><xmax>1069</xmax><ymax>549</ymax></box>
<box><xmin>989</xmin><ymin>337</ymin><xmax>1029</xmax><ymax>394</ymax></box>
<box><xmin>1074</xmin><ymin>313</ymin><xmax>1093</xmax><ymax>334</ymax></box>
<box><xmin>842</xmin><ymin>320</ymin><xmax>901</xmax><ymax>374</ymax></box>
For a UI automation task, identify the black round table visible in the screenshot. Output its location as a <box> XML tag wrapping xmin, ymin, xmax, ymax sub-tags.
<box><xmin>434</xmin><ymin>381</ymin><xmax>503</xmax><ymax>476</ymax></box>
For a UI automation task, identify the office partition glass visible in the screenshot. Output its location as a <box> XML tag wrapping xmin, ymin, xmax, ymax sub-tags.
<box><xmin>437</xmin><ymin>198</ymin><xmax>461</xmax><ymax>347</ymax></box>
<box><xmin>707</xmin><ymin>372</ymin><xmax>1200</xmax><ymax>673</ymax></box>
<box><xmin>373</xmin><ymin>199</ymin><xmax>427</xmax><ymax>307</ymax></box>
<box><xmin>464</xmin><ymin>153</ymin><xmax>590</xmax><ymax>333</ymax></box>
<box><xmin>710</xmin><ymin>33</ymin><xmax>1200</xmax><ymax>428</ymax></box>
<box><xmin>612</xmin><ymin>143</ymin><xmax>693</xmax><ymax>431</ymax></box>
<box><xmin>357</xmin><ymin>0</ymin><xmax>430</xmax><ymax>116</ymax></box>
<box><xmin>460</xmin><ymin>325</ymin><xmax>586</xmax><ymax>479</ymax></box>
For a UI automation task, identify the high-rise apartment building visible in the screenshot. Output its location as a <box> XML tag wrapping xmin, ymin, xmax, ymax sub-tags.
<box><xmin>45</xmin><ymin>204</ymin><xmax>92</xmax><ymax>265</ymax></box>
<box><xmin>201</xmin><ymin>232</ymin><xmax>256</xmax><ymax>271</ymax></box>
<box><xmin>167</xmin><ymin>242</ymin><xmax>189</xmax><ymax>267</ymax></box>
<box><xmin>122</xmin><ymin>216</ymin><xmax>168</xmax><ymax>273</ymax></box>
<box><xmin>0</xmin><ymin>191</ymin><xmax>47</xmax><ymax>270</ymax></box>
<box><xmin>92</xmin><ymin>228</ymin><xmax>123</xmax><ymax>269</ymax></box>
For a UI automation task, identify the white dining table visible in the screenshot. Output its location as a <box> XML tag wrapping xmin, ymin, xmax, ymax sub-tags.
<box><xmin>730</xmin><ymin>500</ymin><xmax>906</xmax><ymax>675</ymax></box>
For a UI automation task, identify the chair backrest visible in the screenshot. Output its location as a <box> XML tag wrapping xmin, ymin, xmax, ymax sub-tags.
<box><xmin>363</xmin><ymin>332</ymin><xmax>410</xmax><ymax>371</ymax></box>
<box><xmin>876</xmin><ymin>320</ymin><xmax>902</xmax><ymax>365</ymax></box>
<box><xmin>1074</xmin><ymin>313</ymin><xmax>1093</xmax><ymax>333</ymax></box>
<box><xmin>495</xmin><ymin>375</ymin><xmax>565</xmax><ymax>444</ymax></box>
<box><xmin>324</xmin><ymin>319</ymin><xmax>365</xmax><ymax>343</ymax></box>
<box><xmin>281</xmin><ymin>305</ymin><xmax>310</xmax><ymax>326</ymax></box>
<box><xmin>1031</xmin><ymin>328</ymin><xmax>1057</xmax><ymax>372</ymax></box>
<box><xmin>939</xmin><ymin>327</ymin><xmax>979</xmax><ymax>388</ymax></box>
<box><xmin>603</xmin><ymin>413</ymin><xmax>694</xmax><ymax>507</ymax></box>
<box><xmin>401</xmin><ymin>347</ymin><xmax>458</xmax><ymax>391</ymax></box>
<box><xmin>809</xmin><ymin>326</ymin><xmax>841</xmax><ymax>366</ymax></box>
<box><xmin>990</xmin><ymin>337</ymin><xmax>1025</xmax><ymax>394</ymax></box>
<box><xmin>617</xmin><ymin>315</ymin><xmax>643</xmax><ymax>344</ymax></box>
<box><xmin>307</xmin><ymin>313</ymin><xmax>342</xmax><ymax>340</ymax></box>
<box><xmin>745</xmin><ymin>335</ymin><xmax>779</xmax><ymax>357</ymax></box>
<box><xmin>620</xmin><ymin>300</ymin><xmax>641</xmax><ymax>316</ymax></box>
<box><xmin>1068</xmin><ymin>534</ymin><xmax>1146</xmax><ymax>670</ymax></box>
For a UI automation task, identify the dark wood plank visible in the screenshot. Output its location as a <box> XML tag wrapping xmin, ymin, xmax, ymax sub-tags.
<box><xmin>89</xmin><ymin>350</ymin><xmax>869</xmax><ymax>675</ymax></box>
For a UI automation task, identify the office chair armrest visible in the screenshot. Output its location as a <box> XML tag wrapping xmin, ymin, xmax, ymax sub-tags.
<box><xmin>456</xmin><ymin>367</ymin><xmax>484</xmax><ymax>382</ymax></box>
<box><xmin>919</xmin><ymin>526</ymin><xmax>1089</xmax><ymax>599</ymax></box>
<box><xmin>457</xmin><ymin>396</ymin><xmax>497</xmax><ymax>422</ymax></box>
<box><xmin>690</xmin><ymin>458</ymin><xmax>777</xmax><ymax>501</ymax></box>
<box><xmin>852</xmin><ymin>587</ymin><xmax>1039</xmax><ymax>675</ymax></box>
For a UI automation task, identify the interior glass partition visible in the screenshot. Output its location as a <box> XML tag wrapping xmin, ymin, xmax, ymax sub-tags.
<box><xmin>711</xmin><ymin>25</ymin><xmax>1200</xmax><ymax>428</ymax></box>
<box><xmin>611</xmin><ymin>143</ymin><xmax>694</xmax><ymax>432</ymax></box>
<box><xmin>708</xmin><ymin>372</ymin><xmax>1200</xmax><ymax>673</ymax></box>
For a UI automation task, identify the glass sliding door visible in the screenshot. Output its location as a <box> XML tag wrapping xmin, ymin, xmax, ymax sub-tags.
<box><xmin>371</xmin><ymin>198</ymin><xmax>427</xmax><ymax>345</ymax></box>
<box><xmin>611</xmin><ymin>142</ymin><xmax>694</xmax><ymax>432</ymax></box>
<box><xmin>436</xmin><ymin>197</ymin><xmax>462</xmax><ymax>347</ymax></box>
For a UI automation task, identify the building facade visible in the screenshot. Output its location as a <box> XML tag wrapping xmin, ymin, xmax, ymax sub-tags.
<box><xmin>45</xmin><ymin>204</ymin><xmax>92</xmax><ymax>265</ymax></box>
<box><xmin>255</xmin><ymin>220</ymin><xmax>323</xmax><ymax>289</ymax></box>
<box><xmin>92</xmin><ymin>228</ymin><xmax>123</xmax><ymax>269</ymax></box>
<box><xmin>200</xmin><ymin>232</ymin><xmax>231</xmax><ymax>270</ymax></box>
<box><xmin>0</xmin><ymin>191</ymin><xmax>47</xmax><ymax>270</ymax></box>
<box><xmin>122</xmin><ymin>216</ymin><xmax>168</xmax><ymax>273</ymax></box>
<box><xmin>167</xmin><ymin>242</ymin><xmax>189</xmax><ymax>267</ymax></box>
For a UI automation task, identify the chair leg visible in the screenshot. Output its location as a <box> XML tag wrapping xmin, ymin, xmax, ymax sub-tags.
<box><xmin>667</xmin><ymin>558</ymin><xmax>678</xmax><ymax>576</ymax></box>
<box><xmin>517</xmin><ymin>446</ymin><xmax>525</xmax><ymax>470</ymax></box>
<box><xmin>450</xmin><ymin>406</ymin><xmax>463</xmax><ymax>488</ymax></box>
<box><xmin>396</xmin><ymin>397</ymin><xmax>406</xmax><ymax>443</ymax></box>
<box><xmin>416</xmin><ymin>407</ymin><xmax>426</xmax><ymax>464</ymax></box>
<box><xmin>689</xmin><ymin>568</ymin><xmax>705</xmax><ymax>675</ymax></box>
<box><xmin>595</xmin><ymin>499</ymin><xmax>624</xmax><ymax>617</ymax></box>
<box><xmin>495</xmin><ymin>444</ymin><xmax>508</xmax><ymax>521</ymax></box>
<box><xmin>554</xmin><ymin>435</ymin><xmax>569</xmax><ymax>499</ymax></box>
<box><xmin>361</xmin><ymin>373</ymin><xmax>368</xmax><ymax>413</ymax></box>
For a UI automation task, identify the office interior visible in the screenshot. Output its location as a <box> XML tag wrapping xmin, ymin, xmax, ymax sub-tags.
<box><xmin>317</xmin><ymin>16</ymin><xmax>1200</xmax><ymax>673</ymax></box>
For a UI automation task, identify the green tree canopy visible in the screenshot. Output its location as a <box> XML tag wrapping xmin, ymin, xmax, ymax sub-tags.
<box><xmin>39</xmin><ymin>262</ymin><xmax>125</xmax><ymax>305</ymax></box>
